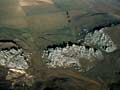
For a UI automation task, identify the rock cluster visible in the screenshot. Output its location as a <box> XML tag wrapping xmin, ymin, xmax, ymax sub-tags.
<box><xmin>0</xmin><ymin>48</ymin><xmax>33</xmax><ymax>89</ymax></box>
<box><xmin>84</xmin><ymin>28</ymin><xmax>117</xmax><ymax>52</ymax></box>
<box><xmin>0</xmin><ymin>48</ymin><xmax>30</xmax><ymax>70</ymax></box>
<box><xmin>42</xmin><ymin>28</ymin><xmax>117</xmax><ymax>72</ymax></box>
<box><xmin>42</xmin><ymin>44</ymin><xmax>103</xmax><ymax>72</ymax></box>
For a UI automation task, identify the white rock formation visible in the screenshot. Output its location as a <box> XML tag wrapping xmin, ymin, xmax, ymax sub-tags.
<box><xmin>0</xmin><ymin>48</ymin><xmax>31</xmax><ymax>70</ymax></box>
<box><xmin>42</xmin><ymin>44</ymin><xmax>103</xmax><ymax>72</ymax></box>
<box><xmin>84</xmin><ymin>28</ymin><xmax>117</xmax><ymax>52</ymax></box>
<box><xmin>42</xmin><ymin>28</ymin><xmax>117</xmax><ymax>72</ymax></box>
<box><xmin>0</xmin><ymin>48</ymin><xmax>33</xmax><ymax>87</ymax></box>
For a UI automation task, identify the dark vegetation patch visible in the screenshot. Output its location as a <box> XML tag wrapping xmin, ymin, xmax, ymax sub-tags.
<box><xmin>89</xmin><ymin>19</ymin><xmax>120</xmax><ymax>32</ymax></box>
<box><xmin>108</xmin><ymin>82</ymin><xmax>120</xmax><ymax>90</ymax></box>
<box><xmin>45</xmin><ymin>41</ymin><xmax>98</xmax><ymax>52</ymax></box>
<box><xmin>0</xmin><ymin>67</ymin><xmax>12</xmax><ymax>90</ymax></box>
<box><xmin>0</xmin><ymin>39</ymin><xmax>20</xmax><ymax>50</ymax></box>
<box><xmin>33</xmin><ymin>77</ymin><xmax>79</xmax><ymax>90</ymax></box>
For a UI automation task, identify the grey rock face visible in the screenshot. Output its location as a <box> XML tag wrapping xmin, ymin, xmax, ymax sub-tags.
<box><xmin>42</xmin><ymin>28</ymin><xmax>117</xmax><ymax>72</ymax></box>
<box><xmin>83</xmin><ymin>28</ymin><xmax>117</xmax><ymax>52</ymax></box>
<box><xmin>0</xmin><ymin>48</ymin><xmax>31</xmax><ymax>70</ymax></box>
<box><xmin>42</xmin><ymin>44</ymin><xmax>103</xmax><ymax>72</ymax></box>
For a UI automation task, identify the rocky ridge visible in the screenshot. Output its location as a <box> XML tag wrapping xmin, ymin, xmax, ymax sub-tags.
<box><xmin>42</xmin><ymin>28</ymin><xmax>117</xmax><ymax>72</ymax></box>
<box><xmin>83</xmin><ymin>28</ymin><xmax>117</xmax><ymax>52</ymax></box>
<box><xmin>0</xmin><ymin>48</ymin><xmax>30</xmax><ymax>70</ymax></box>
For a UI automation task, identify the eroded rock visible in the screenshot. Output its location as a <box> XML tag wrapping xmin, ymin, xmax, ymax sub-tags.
<box><xmin>42</xmin><ymin>44</ymin><xmax>103</xmax><ymax>72</ymax></box>
<box><xmin>0</xmin><ymin>47</ymin><xmax>33</xmax><ymax>89</ymax></box>
<box><xmin>0</xmin><ymin>48</ymin><xmax>31</xmax><ymax>70</ymax></box>
<box><xmin>83</xmin><ymin>28</ymin><xmax>117</xmax><ymax>52</ymax></box>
